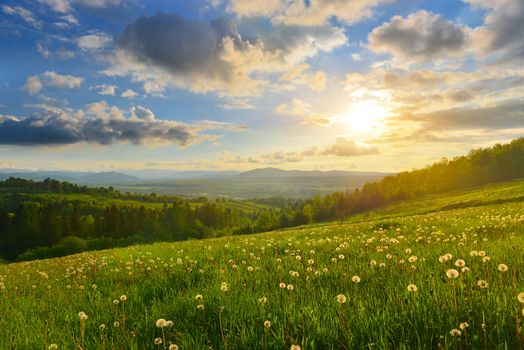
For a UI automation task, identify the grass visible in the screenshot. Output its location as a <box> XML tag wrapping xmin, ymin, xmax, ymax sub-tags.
<box><xmin>1</xmin><ymin>181</ymin><xmax>524</xmax><ymax>349</ymax></box>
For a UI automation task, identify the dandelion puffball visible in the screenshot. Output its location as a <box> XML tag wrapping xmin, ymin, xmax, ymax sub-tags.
<box><xmin>337</xmin><ymin>294</ymin><xmax>347</xmax><ymax>304</ymax></box>
<box><xmin>446</xmin><ymin>269</ymin><xmax>459</xmax><ymax>278</ymax></box>
<box><xmin>450</xmin><ymin>329</ymin><xmax>461</xmax><ymax>337</ymax></box>
<box><xmin>351</xmin><ymin>275</ymin><xmax>361</xmax><ymax>283</ymax></box>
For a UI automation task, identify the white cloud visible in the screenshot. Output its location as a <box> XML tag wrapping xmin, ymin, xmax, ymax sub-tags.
<box><xmin>77</xmin><ymin>33</ymin><xmax>112</xmax><ymax>51</ymax></box>
<box><xmin>95</xmin><ymin>84</ymin><xmax>117</xmax><ymax>96</ymax></box>
<box><xmin>24</xmin><ymin>71</ymin><xmax>83</xmax><ymax>94</ymax></box>
<box><xmin>121</xmin><ymin>89</ymin><xmax>139</xmax><ymax>99</ymax></box>
<box><xmin>228</xmin><ymin>0</ymin><xmax>392</xmax><ymax>26</ymax></box>
<box><xmin>2</xmin><ymin>5</ymin><xmax>42</xmax><ymax>29</ymax></box>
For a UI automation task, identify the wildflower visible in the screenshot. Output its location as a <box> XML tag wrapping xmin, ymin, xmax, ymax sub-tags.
<box><xmin>482</xmin><ymin>256</ymin><xmax>491</xmax><ymax>263</ymax></box>
<box><xmin>498</xmin><ymin>264</ymin><xmax>508</xmax><ymax>272</ymax></box>
<box><xmin>99</xmin><ymin>324</ymin><xmax>106</xmax><ymax>331</ymax></box>
<box><xmin>477</xmin><ymin>280</ymin><xmax>488</xmax><ymax>289</ymax></box>
<box><xmin>454</xmin><ymin>259</ymin><xmax>465</xmax><ymax>267</ymax></box>
<box><xmin>48</xmin><ymin>344</ymin><xmax>58</xmax><ymax>350</ymax></box>
<box><xmin>264</xmin><ymin>320</ymin><xmax>271</xmax><ymax>329</ymax></box>
<box><xmin>517</xmin><ymin>292</ymin><xmax>524</xmax><ymax>303</ymax></box>
<box><xmin>78</xmin><ymin>311</ymin><xmax>88</xmax><ymax>321</ymax></box>
<box><xmin>156</xmin><ymin>319</ymin><xmax>167</xmax><ymax>328</ymax></box>
<box><xmin>290</xmin><ymin>345</ymin><xmax>301</xmax><ymax>350</ymax></box>
<box><xmin>351</xmin><ymin>275</ymin><xmax>361</xmax><ymax>283</ymax></box>
<box><xmin>197</xmin><ymin>304</ymin><xmax>205</xmax><ymax>310</ymax></box>
<box><xmin>287</xmin><ymin>284</ymin><xmax>294</xmax><ymax>291</ymax></box>
<box><xmin>478</xmin><ymin>251</ymin><xmax>486</xmax><ymax>257</ymax></box>
<box><xmin>220</xmin><ymin>282</ymin><xmax>228</xmax><ymax>292</ymax></box>
<box><xmin>91</xmin><ymin>284</ymin><xmax>97</xmax><ymax>289</ymax></box>
<box><xmin>165</xmin><ymin>320</ymin><xmax>174</xmax><ymax>328</ymax></box>
<box><xmin>407</xmin><ymin>284</ymin><xmax>418</xmax><ymax>292</ymax></box>
<box><xmin>169</xmin><ymin>345</ymin><xmax>179</xmax><ymax>350</ymax></box>
<box><xmin>113</xmin><ymin>299</ymin><xmax>119</xmax><ymax>305</ymax></box>
<box><xmin>247</xmin><ymin>266</ymin><xmax>253</xmax><ymax>272</ymax></box>
<box><xmin>195</xmin><ymin>294</ymin><xmax>203</xmax><ymax>301</ymax></box>
<box><xmin>279</xmin><ymin>282</ymin><xmax>286</xmax><ymax>289</ymax></box>
<box><xmin>154</xmin><ymin>338</ymin><xmax>162</xmax><ymax>345</ymax></box>
<box><xmin>120</xmin><ymin>295</ymin><xmax>127</xmax><ymax>302</ymax></box>
<box><xmin>446</xmin><ymin>269</ymin><xmax>459</xmax><ymax>279</ymax></box>
<box><xmin>450</xmin><ymin>329</ymin><xmax>461</xmax><ymax>337</ymax></box>
<box><xmin>259</xmin><ymin>296</ymin><xmax>267</xmax><ymax>304</ymax></box>
<box><xmin>470</xmin><ymin>250</ymin><xmax>478</xmax><ymax>257</ymax></box>
<box><xmin>459</xmin><ymin>322</ymin><xmax>469</xmax><ymax>330</ymax></box>
<box><xmin>445</xmin><ymin>253</ymin><xmax>453</xmax><ymax>260</ymax></box>
<box><xmin>438</xmin><ymin>256</ymin><xmax>448</xmax><ymax>263</ymax></box>
<box><xmin>113</xmin><ymin>321</ymin><xmax>120</xmax><ymax>328</ymax></box>
<box><xmin>337</xmin><ymin>294</ymin><xmax>347</xmax><ymax>304</ymax></box>
<box><xmin>461</xmin><ymin>267</ymin><xmax>470</xmax><ymax>273</ymax></box>
<box><xmin>308</xmin><ymin>259</ymin><xmax>314</xmax><ymax>265</ymax></box>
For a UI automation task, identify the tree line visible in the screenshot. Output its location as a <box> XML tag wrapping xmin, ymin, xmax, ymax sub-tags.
<box><xmin>0</xmin><ymin>138</ymin><xmax>522</xmax><ymax>262</ymax></box>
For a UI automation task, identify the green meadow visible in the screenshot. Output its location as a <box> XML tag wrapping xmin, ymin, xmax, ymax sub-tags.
<box><xmin>1</xmin><ymin>180</ymin><xmax>524</xmax><ymax>349</ymax></box>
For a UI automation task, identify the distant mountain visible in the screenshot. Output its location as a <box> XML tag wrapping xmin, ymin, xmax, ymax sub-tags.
<box><xmin>122</xmin><ymin>169</ymin><xmax>240</xmax><ymax>180</ymax></box>
<box><xmin>239</xmin><ymin>167</ymin><xmax>389</xmax><ymax>178</ymax></box>
<box><xmin>0</xmin><ymin>170</ymin><xmax>139</xmax><ymax>184</ymax></box>
<box><xmin>76</xmin><ymin>171</ymin><xmax>140</xmax><ymax>184</ymax></box>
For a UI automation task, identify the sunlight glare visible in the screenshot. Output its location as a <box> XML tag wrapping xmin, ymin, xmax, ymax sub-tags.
<box><xmin>345</xmin><ymin>100</ymin><xmax>388</xmax><ymax>133</ymax></box>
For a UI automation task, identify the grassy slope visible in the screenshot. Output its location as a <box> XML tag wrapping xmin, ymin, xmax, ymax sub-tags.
<box><xmin>1</xmin><ymin>180</ymin><xmax>524</xmax><ymax>349</ymax></box>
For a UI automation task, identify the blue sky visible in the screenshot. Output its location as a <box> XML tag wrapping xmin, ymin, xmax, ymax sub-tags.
<box><xmin>0</xmin><ymin>0</ymin><xmax>523</xmax><ymax>172</ymax></box>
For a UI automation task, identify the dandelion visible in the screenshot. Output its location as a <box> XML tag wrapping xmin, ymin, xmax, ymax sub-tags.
<box><xmin>169</xmin><ymin>345</ymin><xmax>179</xmax><ymax>350</ymax></box>
<box><xmin>197</xmin><ymin>304</ymin><xmax>205</xmax><ymax>310</ymax></box>
<box><xmin>454</xmin><ymin>259</ymin><xmax>465</xmax><ymax>267</ymax></box>
<box><xmin>264</xmin><ymin>320</ymin><xmax>271</xmax><ymax>329</ymax></box>
<box><xmin>91</xmin><ymin>284</ymin><xmax>97</xmax><ymax>289</ymax></box>
<box><xmin>290</xmin><ymin>345</ymin><xmax>301</xmax><ymax>350</ymax></box>
<box><xmin>459</xmin><ymin>322</ymin><xmax>469</xmax><ymax>330</ymax></box>
<box><xmin>446</xmin><ymin>269</ymin><xmax>459</xmax><ymax>278</ymax></box>
<box><xmin>247</xmin><ymin>266</ymin><xmax>253</xmax><ymax>272</ymax></box>
<box><xmin>113</xmin><ymin>321</ymin><xmax>120</xmax><ymax>328</ymax></box>
<box><xmin>279</xmin><ymin>282</ymin><xmax>286</xmax><ymax>289</ymax></box>
<box><xmin>48</xmin><ymin>344</ymin><xmax>58</xmax><ymax>350</ymax></box>
<box><xmin>120</xmin><ymin>295</ymin><xmax>127</xmax><ymax>302</ymax></box>
<box><xmin>438</xmin><ymin>256</ymin><xmax>448</xmax><ymax>263</ymax></box>
<box><xmin>445</xmin><ymin>253</ymin><xmax>453</xmax><ymax>260</ymax></box>
<box><xmin>498</xmin><ymin>264</ymin><xmax>508</xmax><ymax>272</ymax></box>
<box><xmin>99</xmin><ymin>324</ymin><xmax>106</xmax><ymax>331</ymax></box>
<box><xmin>220</xmin><ymin>282</ymin><xmax>228</xmax><ymax>292</ymax></box>
<box><xmin>154</xmin><ymin>338</ymin><xmax>162</xmax><ymax>345</ymax></box>
<box><xmin>165</xmin><ymin>320</ymin><xmax>174</xmax><ymax>328</ymax></box>
<box><xmin>78</xmin><ymin>311</ymin><xmax>88</xmax><ymax>321</ymax></box>
<box><xmin>461</xmin><ymin>267</ymin><xmax>470</xmax><ymax>273</ymax></box>
<box><xmin>337</xmin><ymin>294</ymin><xmax>347</xmax><ymax>304</ymax></box>
<box><xmin>407</xmin><ymin>284</ymin><xmax>418</xmax><ymax>292</ymax></box>
<box><xmin>113</xmin><ymin>299</ymin><xmax>119</xmax><ymax>305</ymax></box>
<box><xmin>478</xmin><ymin>251</ymin><xmax>486</xmax><ymax>257</ymax></box>
<box><xmin>351</xmin><ymin>275</ymin><xmax>361</xmax><ymax>283</ymax></box>
<box><xmin>156</xmin><ymin>319</ymin><xmax>167</xmax><ymax>328</ymax></box>
<box><xmin>450</xmin><ymin>329</ymin><xmax>461</xmax><ymax>337</ymax></box>
<box><xmin>470</xmin><ymin>250</ymin><xmax>478</xmax><ymax>257</ymax></box>
<box><xmin>195</xmin><ymin>294</ymin><xmax>203</xmax><ymax>301</ymax></box>
<box><xmin>259</xmin><ymin>296</ymin><xmax>267</xmax><ymax>304</ymax></box>
<box><xmin>287</xmin><ymin>284</ymin><xmax>294</xmax><ymax>291</ymax></box>
<box><xmin>482</xmin><ymin>256</ymin><xmax>491</xmax><ymax>263</ymax></box>
<box><xmin>517</xmin><ymin>292</ymin><xmax>524</xmax><ymax>303</ymax></box>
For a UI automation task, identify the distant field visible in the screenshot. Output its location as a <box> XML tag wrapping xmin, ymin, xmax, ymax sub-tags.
<box><xmin>115</xmin><ymin>174</ymin><xmax>386</xmax><ymax>199</ymax></box>
<box><xmin>1</xmin><ymin>180</ymin><xmax>524</xmax><ymax>349</ymax></box>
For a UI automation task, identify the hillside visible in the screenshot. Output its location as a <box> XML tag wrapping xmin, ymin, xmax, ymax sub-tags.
<box><xmin>1</xmin><ymin>180</ymin><xmax>523</xmax><ymax>349</ymax></box>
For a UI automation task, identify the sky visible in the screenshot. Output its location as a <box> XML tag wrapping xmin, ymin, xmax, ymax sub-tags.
<box><xmin>0</xmin><ymin>0</ymin><xmax>523</xmax><ymax>173</ymax></box>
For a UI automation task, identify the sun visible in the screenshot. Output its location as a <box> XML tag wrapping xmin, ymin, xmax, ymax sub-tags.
<box><xmin>344</xmin><ymin>100</ymin><xmax>388</xmax><ymax>133</ymax></box>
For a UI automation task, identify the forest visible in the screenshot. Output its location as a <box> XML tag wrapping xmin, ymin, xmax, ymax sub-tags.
<box><xmin>0</xmin><ymin>138</ymin><xmax>523</xmax><ymax>262</ymax></box>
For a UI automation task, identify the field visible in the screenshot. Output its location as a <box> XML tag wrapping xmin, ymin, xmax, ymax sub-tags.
<box><xmin>1</xmin><ymin>181</ymin><xmax>524</xmax><ymax>349</ymax></box>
